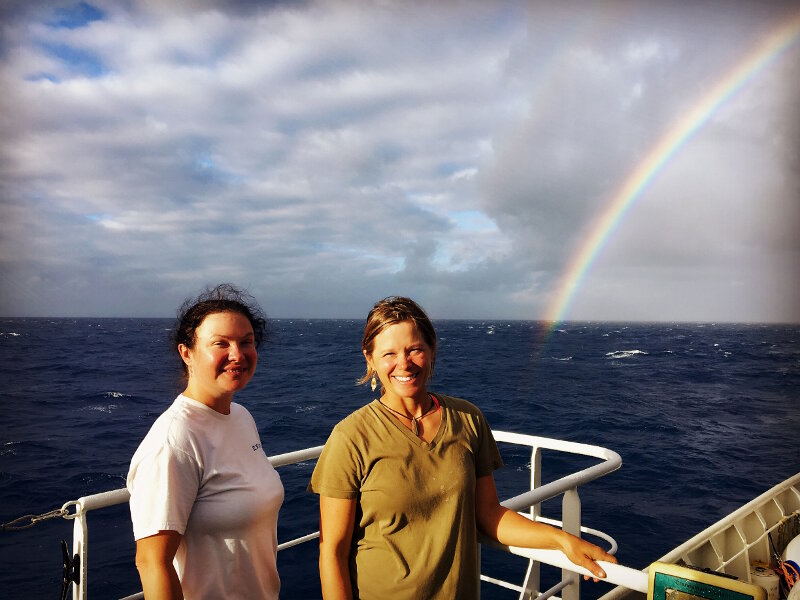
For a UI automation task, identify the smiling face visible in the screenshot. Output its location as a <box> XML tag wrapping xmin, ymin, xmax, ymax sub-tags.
<box><xmin>179</xmin><ymin>311</ymin><xmax>257</xmax><ymax>412</ymax></box>
<box><xmin>365</xmin><ymin>320</ymin><xmax>434</xmax><ymax>405</ymax></box>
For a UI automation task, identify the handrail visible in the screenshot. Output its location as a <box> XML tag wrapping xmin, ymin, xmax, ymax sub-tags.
<box><xmin>483</xmin><ymin>431</ymin><xmax>622</xmax><ymax>600</ymax></box>
<box><xmin>66</xmin><ymin>446</ymin><xmax>328</xmax><ymax>516</ymax></box>
<box><xmin>480</xmin><ymin>544</ymin><xmax>649</xmax><ymax>594</ymax></box>
<box><xmin>491</xmin><ymin>431</ymin><xmax>622</xmax><ymax>512</ymax></box>
<box><xmin>67</xmin><ymin>446</ymin><xmax>327</xmax><ymax>600</ymax></box>
<box><xmin>63</xmin><ymin>432</ymin><xmax>623</xmax><ymax>600</ymax></box>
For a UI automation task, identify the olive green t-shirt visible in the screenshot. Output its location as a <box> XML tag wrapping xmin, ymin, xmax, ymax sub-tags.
<box><xmin>308</xmin><ymin>393</ymin><xmax>503</xmax><ymax>600</ymax></box>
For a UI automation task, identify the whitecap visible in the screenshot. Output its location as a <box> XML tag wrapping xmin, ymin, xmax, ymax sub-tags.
<box><xmin>552</xmin><ymin>356</ymin><xmax>573</xmax><ymax>361</ymax></box>
<box><xmin>1</xmin><ymin>441</ymin><xmax>21</xmax><ymax>457</ymax></box>
<box><xmin>104</xmin><ymin>391</ymin><xmax>128</xmax><ymax>398</ymax></box>
<box><xmin>87</xmin><ymin>404</ymin><xmax>118</xmax><ymax>413</ymax></box>
<box><xmin>605</xmin><ymin>350</ymin><xmax>648</xmax><ymax>359</ymax></box>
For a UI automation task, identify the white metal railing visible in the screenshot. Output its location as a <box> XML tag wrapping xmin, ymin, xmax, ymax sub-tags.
<box><xmin>480</xmin><ymin>431</ymin><xmax>644</xmax><ymax>600</ymax></box>
<box><xmin>64</xmin><ymin>445</ymin><xmax>325</xmax><ymax>600</ymax></box>
<box><xmin>61</xmin><ymin>432</ymin><xmax>647</xmax><ymax>600</ymax></box>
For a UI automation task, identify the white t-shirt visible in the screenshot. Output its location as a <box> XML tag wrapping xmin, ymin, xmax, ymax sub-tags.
<box><xmin>127</xmin><ymin>395</ymin><xmax>283</xmax><ymax>599</ymax></box>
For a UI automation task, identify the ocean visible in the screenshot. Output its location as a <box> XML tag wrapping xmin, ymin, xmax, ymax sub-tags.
<box><xmin>1</xmin><ymin>318</ymin><xmax>798</xmax><ymax>599</ymax></box>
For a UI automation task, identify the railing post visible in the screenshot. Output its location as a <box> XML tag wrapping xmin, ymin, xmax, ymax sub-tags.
<box><xmin>518</xmin><ymin>446</ymin><xmax>543</xmax><ymax>599</ymax></box>
<box><xmin>562</xmin><ymin>487</ymin><xmax>581</xmax><ymax>600</ymax></box>
<box><xmin>72</xmin><ymin>505</ymin><xmax>89</xmax><ymax>600</ymax></box>
<box><xmin>530</xmin><ymin>445</ymin><xmax>542</xmax><ymax>520</ymax></box>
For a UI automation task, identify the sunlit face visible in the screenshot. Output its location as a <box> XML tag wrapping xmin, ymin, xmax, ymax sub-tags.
<box><xmin>365</xmin><ymin>320</ymin><xmax>433</xmax><ymax>404</ymax></box>
<box><xmin>179</xmin><ymin>311</ymin><xmax>257</xmax><ymax>409</ymax></box>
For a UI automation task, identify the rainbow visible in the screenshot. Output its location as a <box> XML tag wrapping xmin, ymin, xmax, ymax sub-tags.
<box><xmin>543</xmin><ymin>11</ymin><xmax>800</xmax><ymax>326</ymax></box>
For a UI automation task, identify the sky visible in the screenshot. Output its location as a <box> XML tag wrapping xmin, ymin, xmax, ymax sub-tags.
<box><xmin>1</xmin><ymin>0</ymin><xmax>798</xmax><ymax>322</ymax></box>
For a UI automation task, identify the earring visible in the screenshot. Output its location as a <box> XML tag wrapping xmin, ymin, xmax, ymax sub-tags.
<box><xmin>371</xmin><ymin>374</ymin><xmax>377</xmax><ymax>392</ymax></box>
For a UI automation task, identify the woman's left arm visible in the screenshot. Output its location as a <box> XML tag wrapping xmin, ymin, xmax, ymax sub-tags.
<box><xmin>474</xmin><ymin>474</ymin><xmax>616</xmax><ymax>579</ymax></box>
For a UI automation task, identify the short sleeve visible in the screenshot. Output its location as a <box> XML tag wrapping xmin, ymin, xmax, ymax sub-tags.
<box><xmin>473</xmin><ymin>410</ymin><xmax>504</xmax><ymax>478</ymax></box>
<box><xmin>127</xmin><ymin>443</ymin><xmax>201</xmax><ymax>540</ymax></box>
<box><xmin>307</xmin><ymin>427</ymin><xmax>362</xmax><ymax>499</ymax></box>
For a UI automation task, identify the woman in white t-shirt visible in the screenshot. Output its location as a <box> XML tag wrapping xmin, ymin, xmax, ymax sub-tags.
<box><xmin>127</xmin><ymin>284</ymin><xmax>283</xmax><ymax>599</ymax></box>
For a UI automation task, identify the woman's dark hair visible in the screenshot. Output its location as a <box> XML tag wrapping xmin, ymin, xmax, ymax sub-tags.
<box><xmin>358</xmin><ymin>296</ymin><xmax>437</xmax><ymax>385</ymax></box>
<box><xmin>171</xmin><ymin>283</ymin><xmax>267</xmax><ymax>375</ymax></box>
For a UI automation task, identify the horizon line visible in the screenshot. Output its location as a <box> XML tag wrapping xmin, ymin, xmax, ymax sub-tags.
<box><xmin>2</xmin><ymin>315</ymin><xmax>798</xmax><ymax>326</ymax></box>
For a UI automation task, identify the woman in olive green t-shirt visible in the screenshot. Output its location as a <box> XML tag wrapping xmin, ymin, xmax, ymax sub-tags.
<box><xmin>308</xmin><ymin>296</ymin><xmax>616</xmax><ymax>599</ymax></box>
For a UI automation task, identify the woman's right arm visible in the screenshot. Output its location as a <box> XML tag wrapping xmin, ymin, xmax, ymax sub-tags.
<box><xmin>319</xmin><ymin>496</ymin><xmax>357</xmax><ymax>600</ymax></box>
<box><xmin>135</xmin><ymin>530</ymin><xmax>184</xmax><ymax>600</ymax></box>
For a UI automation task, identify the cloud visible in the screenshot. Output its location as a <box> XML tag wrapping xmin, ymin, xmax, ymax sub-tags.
<box><xmin>0</xmin><ymin>0</ymin><xmax>798</xmax><ymax>321</ymax></box>
<box><xmin>477</xmin><ymin>0</ymin><xmax>800</xmax><ymax>320</ymax></box>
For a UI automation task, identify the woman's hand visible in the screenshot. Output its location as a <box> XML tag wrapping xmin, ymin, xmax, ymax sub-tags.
<box><xmin>135</xmin><ymin>530</ymin><xmax>183</xmax><ymax>599</ymax></box>
<box><xmin>319</xmin><ymin>496</ymin><xmax>357</xmax><ymax>600</ymax></box>
<box><xmin>557</xmin><ymin>531</ymin><xmax>617</xmax><ymax>580</ymax></box>
<box><xmin>475</xmin><ymin>474</ymin><xmax>616</xmax><ymax>581</ymax></box>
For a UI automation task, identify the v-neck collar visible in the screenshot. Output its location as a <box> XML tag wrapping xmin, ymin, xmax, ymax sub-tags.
<box><xmin>371</xmin><ymin>392</ymin><xmax>446</xmax><ymax>448</ymax></box>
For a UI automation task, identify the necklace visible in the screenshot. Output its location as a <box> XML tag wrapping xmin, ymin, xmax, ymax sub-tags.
<box><xmin>378</xmin><ymin>394</ymin><xmax>441</xmax><ymax>436</ymax></box>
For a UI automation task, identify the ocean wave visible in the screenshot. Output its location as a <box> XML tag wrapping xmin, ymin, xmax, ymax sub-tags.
<box><xmin>0</xmin><ymin>332</ymin><xmax>22</xmax><ymax>337</ymax></box>
<box><xmin>2</xmin><ymin>318</ymin><xmax>799</xmax><ymax>599</ymax></box>
<box><xmin>605</xmin><ymin>350</ymin><xmax>648</xmax><ymax>359</ymax></box>
<box><xmin>86</xmin><ymin>404</ymin><xmax>119</xmax><ymax>413</ymax></box>
<box><xmin>1</xmin><ymin>441</ymin><xmax>21</xmax><ymax>457</ymax></box>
